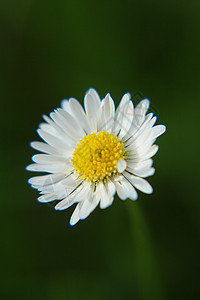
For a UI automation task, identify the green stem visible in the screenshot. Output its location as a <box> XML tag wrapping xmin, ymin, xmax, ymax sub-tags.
<box><xmin>126</xmin><ymin>201</ymin><xmax>167</xmax><ymax>300</ymax></box>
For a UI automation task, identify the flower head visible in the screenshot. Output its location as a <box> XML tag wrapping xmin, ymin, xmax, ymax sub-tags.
<box><xmin>26</xmin><ymin>88</ymin><xmax>166</xmax><ymax>225</ymax></box>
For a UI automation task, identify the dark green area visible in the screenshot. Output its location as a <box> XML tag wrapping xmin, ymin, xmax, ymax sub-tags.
<box><xmin>0</xmin><ymin>0</ymin><xmax>199</xmax><ymax>299</ymax></box>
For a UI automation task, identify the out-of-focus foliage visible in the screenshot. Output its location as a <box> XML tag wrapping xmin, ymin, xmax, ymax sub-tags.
<box><xmin>0</xmin><ymin>0</ymin><xmax>199</xmax><ymax>299</ymax></box>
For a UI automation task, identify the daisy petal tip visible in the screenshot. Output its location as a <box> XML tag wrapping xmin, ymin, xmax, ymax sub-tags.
<box><xmin>25</xmin><ymin>164</ymin><xmax>32</xmax><ymax>171</ymax></box>
<box><xmin>151</xmin><ymin>168</ymin><xmax>156</xmax><ymax>176</ymax></box>
<box><xmin>27</xmin><ymin>177</ymin><xmax>33</xmax><ymax>184</ymax></box>
<box><xmin>157</xmin><ymin>125</ymin><xmax>167</xmax><ymax>136</ymax></box>
<box><xmin>88</xmin><ymin>87</ymin><xmax>96</xmax><ymax>93</ymax></box>
<box><xmin>54</xmin><ymin>201</ymin><xmax>65</xmax><ymax>211</ymax></box>
<box><xmin>162</xmin><ymin>124</ymin><xmax>167</xmax><ymax>133</ymax></box>
<box><xmin>29</xmin><ymin>141</ymin><xmax>35</xmax><ymax>149</ymax></box>
<box><xmin>69</xmin><ymin>217</ymin><xmax>79</xmax><ymax>226</ymax></box>
<box><xmin>117</xmin><ymin>159</ymin><xmax>127</xmax><ymax>173</ymax></box>
<box><xmin>60</xmin><ymin>99</ymin><xmax>68</xmax><ymax>107</ymax></box>
<box><xmin>130</xmin><ymin>195</ymin><xmax>138</xmax><ymax>201</ymax></box>
<box><xmin>147</xmin><ymin>186</ymin><xmax>153</xmax><ymax>194</ymax></box>
<box><xmin>139</xmin><ymin>98</ymin><xmax>150</xmax><ymax>111</ymax></box>
<box><xmin>100</xmin><ymin>201</ymin><xmax>113</xmax><ymax>210</ymax></box>
<box><xmin>105</xmin><ymin>92</ymin><xmax>111</xmax><ymax>99</ymax></box>
<box><xmin>129</xmin><ymin>189</ymin><xmax>138</xmax><ymax>201</ymax></box>
<box><xmin>69</xmin><ymin>221</ymin><xmax>76</xmax><ymax>227</ymax></box>
<box><xmin>37</xmin><ymin>197</ymin><xmax>43</xmax><ymax>203</ymax></box>
<box><xmin>42</xmin><ymin>114</ymin><xmax>47</xmax><ymax>120</ymax></box>
<box><xmin>36</xmin><ymin>128</ymin><xmax>41</xmax><ymax>136</ymax></box>
<box><xmin>37</xmin><ymin>195</ymin><xmax>47</xmax><ymax>203</ymax></box>
<box><xmin>143</xmin><ymin>98</ymin><xmax>150</xmax><ymax>103</ymax></box>
<box><xmin>49</xmin><ymin>111</ymin><xmax>54</xmax><ymax>118</ymax></box>
<box><xmin>126</xmin><ymin>92</ymin><xmax>131</xmax><ymax>100</ymax></box>
<box><xmin>122</xmin><ymin>92</ymin><xmax>131</xmax><ymax>102</ymax></box>
<box><xmin>146</xmin><ymin>98</ymin><xmax>151</xmax><ymax>107</ymax></box>
<box><xmin>85</xmin><ymin>87</ymin><xmax>95</xmax><ymax>99</ymax></box>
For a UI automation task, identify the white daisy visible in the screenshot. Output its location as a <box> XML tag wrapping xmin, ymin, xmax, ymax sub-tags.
<box><xmin>26</xmin><ymin>88</ymin><xmax>166</xmax><ymax>225</ymax></box>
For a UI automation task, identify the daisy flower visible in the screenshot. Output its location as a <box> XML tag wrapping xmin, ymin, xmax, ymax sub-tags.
<box><xmin>26</xmin><ymin>88</ymin><xmax>166</xmax><ymax>225</ymax></box>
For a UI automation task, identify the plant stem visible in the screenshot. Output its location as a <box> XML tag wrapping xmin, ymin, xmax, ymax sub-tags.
<box><xmin>126</xmin><ymin>200</ymin><xmax>167</xmax><ymax>300</ymax></box>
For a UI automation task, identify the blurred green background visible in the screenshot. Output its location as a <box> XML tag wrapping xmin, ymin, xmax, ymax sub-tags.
<box><xmin>0</xmin><ymin>0</ymin><xmax>199</xmax><ymax>299</ymax></box>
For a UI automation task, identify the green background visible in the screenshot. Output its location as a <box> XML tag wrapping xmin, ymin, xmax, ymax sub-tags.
<box><xmin>0</xmin><ymin>0</ymin><xmax>199</xmax><ymax>299</ymax></box>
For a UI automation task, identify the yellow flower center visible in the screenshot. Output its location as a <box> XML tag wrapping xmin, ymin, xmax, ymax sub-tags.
<box><xmin>72</xmin><ymin>131</ymin><xmax>125</xmax><ymax>182</ymax></box>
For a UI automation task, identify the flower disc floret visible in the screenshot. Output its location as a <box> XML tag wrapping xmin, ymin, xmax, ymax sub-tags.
<box><xmin>72</xmin><ymin>131</ymin><xmax>125</xmax><ymax>182</ymax></box>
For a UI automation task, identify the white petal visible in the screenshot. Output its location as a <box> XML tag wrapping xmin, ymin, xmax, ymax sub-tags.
<box><xmin>126</xmin><ymin>135</ymin><xmax>155</xmax><ymax>161</ymax></box>
<box><xmin>26</xmin><ymin>162</ymin><xmax>68</xmax><ymax>173</ymax></box>
<box><xmin>36</xmin><ymin>177</ymin><xmax>78</xmax><ymax>201</ymax></box>
<box><xmin>32</xmin><ymin>154</ymin><xmax>69</xmax><ymax>164</ymax></box>
<box><xmin>79</xmin><ymin>197</ymin><xmax>93</xmax><ymax>220</ymax></box>
<box><xmin>69</xmin><ymin>186</ymin><xmax>94</xmax><ymax>225</ymax></box>
<box><xmin>37</xmin><ymin>129</ymin><xmax>71</xmax><ymax>152</ymax></box>
<box><xmin>56</xmin><ymin>195</ymin><xmax>77</xmax><ymax>210</ymax></box>
<box><xmin>114</xmin><ymin>176</ymin><xmax>137</xmax><ymax>200</ymax></box>
<box><xmin>100</xmin><ymin>180</ymin><xmax>115</xmax><ymax>209</ymax></box>
<box><xmin>87</xmin><ymin>88</ymin><xmax>101</xmax><ymax>106</ymax></box>
<box><xmin>30</xmin><ymin>142</ymin><xmax>63</xmax><ymax>156</ymax></box>
<box><xmin>125</xmin><ymin>138</ymin><xmax>153</xmax><ymax>161</ymax></box>
<box><xmin>55</xmin><ymin>194</ymin><xmax>78</xmax><ymax>210</ymax></box>
<box><xmin>127</xmin><ymin>159</ymin><xmax>154</xmax><ymax>178</ymax></box>
<box><xmin>113</xmin><ymin>93</ymin><xmax>134</xmax><ymax>138</ymax></box>
<box><xmin>70</xmin><ymin>202</ymin><xmax>81</xmax><ymax>226</ymax></box>
<box><xmin>127</xmin><ymin>167</ymin><xmax>155</xmax><ymax>178</ymax></box>
<box><xmin>126</xmin><ymin>138</ymin><xmax>154</xmax><ymax>162</ymax></box>
<box><xmin>28</xmin><ymin>173</ymin><xmax>65</xmax><ymax>187</ymax></box>
<box><xmin>61</xmin><ymin>99</ymin><xmax>75</xmax><ymax>116</ymax></box>
<box><xmin>117</xmin><ymin>93</ymin><xmax>131</xmax><ymax>113</ymax></box>
<box><xmin>130</xmin><ymin>99</ymin><xmax>150</xmax><ymax>136</ymax></box>
<box><xmin>50</xmin><ymin>110</ymin><xmax>85</xmax><ymax>141</ymax></box>
<box><xmin>69</xmin><ymin>98</ymin><xmax>90</xmax><ymax>133</ymax></box>
<box><xmin>142</xmin><ymin>145</ymin><xmax>159</xmax><ymax>160</ymax></box>
<box><xmin>42</xmin><ymin>114</ymin><xmax>76</xmax><ymax>145</ymax></box>
<box><xmin>55</xmin><ymin>184</ymin><xmax>85</xmax><ymax>210</ymax></box>
<box><xmin>84</xmin><ymin>89</ymin><xmax>101</xmax><ymax>133</ymax></box>
<box><xmin>151</xmin><ymin>125</ymin><xmax>166</xmax><ymax>140</ymax></box>
<box><xmin>79</xmin><ymin>193</ymin><xmax>100</xmax><ymax>220</ymax></box>
<box><xmin>125</xmin><ymin>116</ymin><xmax>160</xmax><ymax>161</ymax></box>
<box><xmin>37</xmin><ymin>174</ymin><xmax>78</xmax><ymax>195</ymax></box>
<box><xmin>127</xmin><ymin>144</ymin><xmax>159</xmax><ymax>163</ymax></box>
<box><xmin>39</xmin><ymin>123</ymin><xmax>57</xmax><ymax>135</ymax></box>
<box><xmin>119</xmin><ymin>101</ymin><xmax>134</xmax><ymax>138</ymax></box>
<box><xmin>127</xmin><ymin>159</ymin><xmax>153</xmax><ymax>171</ymax></box>
<box><xmin>115</xmin><ymin>180</ymin><xmax>127</xmax><ymax>200</ymax></box>
<box><xmin>124</xmin><ymin>173</ymin><xmax>153</xmax><ymax>194</ymax></box>
<box><xmin>106</xmin><ymin>179</ymin><xmax>116</xmax><ymax>196</ymax></box>
<box><xmin>55</xmin><ymin>182</ymin><xmax>90</xmax><ymax>210</ymax></box>
<box><xmin>69</xmin><ymin>182</ymin><xmax>98</xmax><ymax>225</ymax></box>
<box><xmin>98</xmin><ymin>182</ymin><xmax>106</xmax><ymax>208</ymax></box>
<box><xmin>125</xmin><ymin>113</ymin><xmax>154</xmax><ymax>146</ymax></box>
<box><xmin>97</xmin><ymin>93</ymin><xmax>115</xmax><ymax>133</ymax></box>
<box><xmin>38</xmin><ymin>193</ymin><xmax>57</xmax><ymax>203</ymax></box>
<box><xmin>117</xmin><ymin>159</ymin><xmax>127</xmax><ymax>173</ymax></box>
